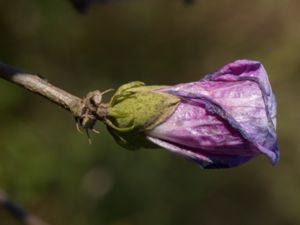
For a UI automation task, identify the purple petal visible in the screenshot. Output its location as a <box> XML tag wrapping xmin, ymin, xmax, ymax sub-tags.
<box><xmin>203</xmin><ymin>59</ymin><xmax>277</xmax><ymax>128</ymax></box>
<box><xmin>147</xmin><ymin>60</ymin><xmax>278</xmax><ymax>168</ymax></box>
<box><xmin>147</xmin><ymin>136</ymin><xmax>253</xmax><ymax>168</ymax></box>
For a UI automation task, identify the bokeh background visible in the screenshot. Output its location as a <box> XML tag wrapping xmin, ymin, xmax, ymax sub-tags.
<box><xmin>0</xmin><ymin>0</ymin><xmax>299</xmax><ymax>224</ymax></box>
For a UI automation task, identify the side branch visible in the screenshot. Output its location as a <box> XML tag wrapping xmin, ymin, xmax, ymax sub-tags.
<box><xmin>0</xmin><ymin>190</ymin><xmax>50</xmax><ymax>225</ymax></box>
<box><xmin>0</xmin><ymin>62</ymin><xmax>81</xmax><ymax>112</ymax></box>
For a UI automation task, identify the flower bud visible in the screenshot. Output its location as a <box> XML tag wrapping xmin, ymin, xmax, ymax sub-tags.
<box><xmin>105</xmin><ymin>60</ymin><xmax>278</xmax><ymax>169</ymax></box>
<box><xmin>105</xmin><ymin>81</ymin><xmax>180</xmax><ymax>150</ymax></box>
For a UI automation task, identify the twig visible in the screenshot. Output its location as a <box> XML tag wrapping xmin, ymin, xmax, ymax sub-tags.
<box><xmin>0</xmin><ymin>61</ymin><xmax>109</xmax><ymax>131</ymax></box>
<box><xmin>0</xmin><ymin>190</ymin><xmax>50</xmax><ymax>225</ymax></box>
<box><xmin>0</xmin><ymin>62</ymin><xmax>81</xmax><ymax>112</ymax></box>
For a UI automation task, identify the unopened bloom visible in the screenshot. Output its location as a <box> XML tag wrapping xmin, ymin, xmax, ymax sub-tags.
<box><xmin>105</xmin><ymin>60</ymin><xmax>278</xmax><ymax>169</ymax></box>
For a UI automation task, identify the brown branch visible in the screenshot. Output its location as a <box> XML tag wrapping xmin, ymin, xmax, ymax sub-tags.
<box><xmin>0</xmin><ymin>61</ymin><xmax>109</xmax><ymax>135</ymax></box>
<box><xmin>0</xmin><ymin>62</ymin><xmax>81</xmax><ymax>112</ymax></box>
<box><xmin>0</xmin><ymin>190</ymin><xmax>50</xmax><ymax>225</ymax></box>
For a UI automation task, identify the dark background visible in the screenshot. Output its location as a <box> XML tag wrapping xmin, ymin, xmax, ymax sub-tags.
<box><xmin>0</xmin><ymin>0</ymin><xmax>299</xmax><ymax>224</ymax></box>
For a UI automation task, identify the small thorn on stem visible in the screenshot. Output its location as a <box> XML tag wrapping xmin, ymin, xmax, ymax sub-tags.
<box><xmin>85</xmin><ymin>129</ymin><xmax>92</xmax><ymax>144</ymax></box>
<box><xmin>92</xmin><ymin>128</ymin><xmax>100</xmax><ymax>134</ymax></box>
<box><xmin>102</xmin><ymin>88</ymin><xmax>114</xmax><ymax>95</ymax></box>
<box><xmin>76</xmin><ymin>121</ymin><xmax>83</xmax><ymax>133</ymax></box>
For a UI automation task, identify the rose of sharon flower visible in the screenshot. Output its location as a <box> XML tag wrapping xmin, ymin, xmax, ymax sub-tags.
<box><xmin>105</xmin><ymin>60</ymin><xmax>278</xmax><ymax>169</ymax></box>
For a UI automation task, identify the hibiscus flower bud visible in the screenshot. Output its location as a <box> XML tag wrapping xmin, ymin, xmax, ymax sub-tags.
<box><xmin>105</xmin><ymin>60</ymin><xmax>278</xmax><ymax>169</ymax></box>
<box><xmin>105</xmin><ymin>81</ymin><xmax>180</xmax><ymax>150</ymax></box>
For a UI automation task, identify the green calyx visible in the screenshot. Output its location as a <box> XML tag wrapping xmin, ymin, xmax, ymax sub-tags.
<box><xmin>105</xmin><ymin>81</ymin><xmax>180</xmax><ymax>150</ymax></box>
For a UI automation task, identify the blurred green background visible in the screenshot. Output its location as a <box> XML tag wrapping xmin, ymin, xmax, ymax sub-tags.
<box><xmin>0</xmin><ymin>0</ymin><xmax>299</xmax><ymax>224</ymax></box>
